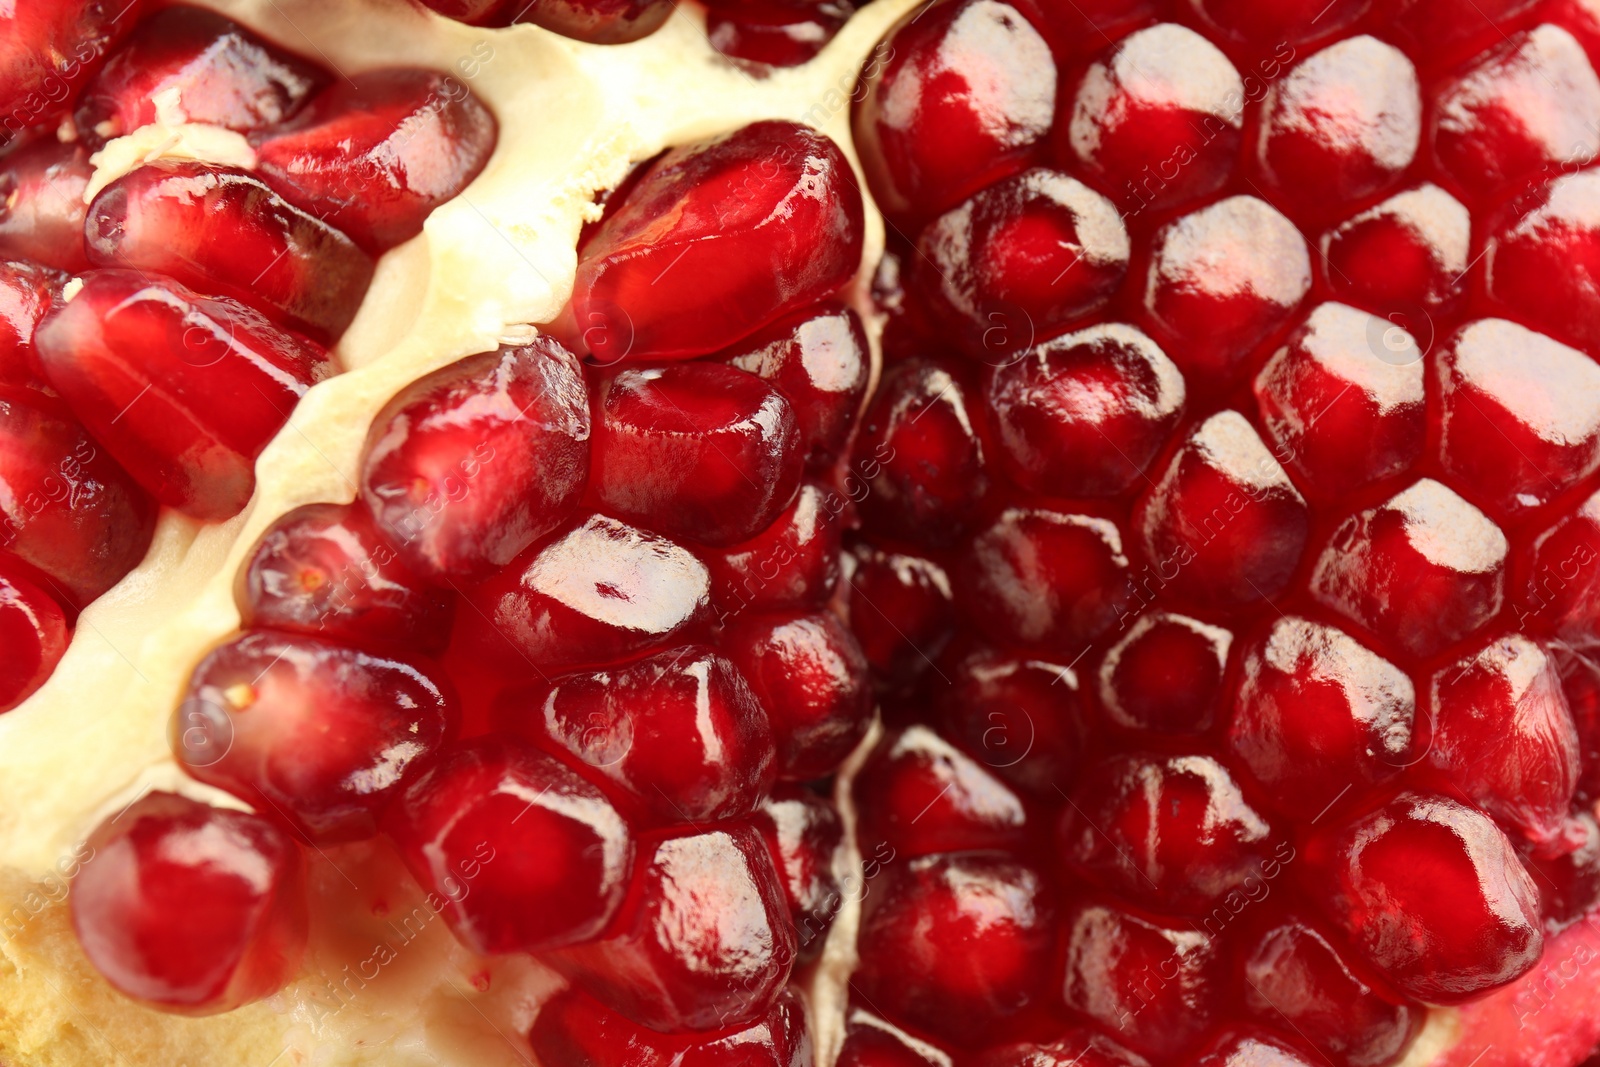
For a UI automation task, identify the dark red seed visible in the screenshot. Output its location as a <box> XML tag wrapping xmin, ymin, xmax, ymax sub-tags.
<box><xmin>0</xmin><ymin>1</ymin><xmax>143</xmax><ymax>139</ymax></box>
<box><xmin>0</xmin><ymin>552</ymin><xmax>68</xmax><ymax>712</ymax></box>
<box><xmin>751</xmin><ymin>784</ymin><xmax>844</xmax><ymax>962</ymax></box>
<box><xmin>1529</xmin><ymin>810</ymin><xmax>1600</xmax><ymax>932</ymax></box>
<box><xmin>417</xmin><ymin>0</ymin><xmax>674</xmax><ymax>43</ymax></box>
<box><xmin>706</xmin><ymin>3</ymin><xmax>848</xmax><ymax>68</ymax></box>
<box><xmin>1483</xmin><ymin>170</ymin><xmax>1600</xmax><ymax>356</ymax></box>
<box><xmin>837</xmin><ymin>1008</ymin><xmax>955</xmax><ymax>1067</ymax></box>
<box><xmin>1518</xmin><ymin>489</ymin><xmax>1600</xmax><ymax>637</ymax></box>
<box><xmin>1319</xmin><ymin>184</ymin><xmax>1471</xmax><ymax>315</ymax></box>
<box><xmin>843</xmin><ymin>540</ymin><xmax>955</xmax><ymax>691</ymax></box>
<box><xmin>0</xmin><ymin>258</ymin><xmax>67</xmax><ymax>391</ymax></box>
<box><xmin>1190</xmin><ymin>1031</ymin><xmax>1320</xmax><ymax>1067</ymax></box>
<box><xmin>935</xmin><ymin>645</ymin><xmax>1085</xmax><ymax>794</ymax></box>
<box><xmin>1183</xmin><ymin>0</ymin><xmax>1372</xmax><ymax>51</ymax></box>
<box><xmin>702</xmin><ymin>481</ymin><xmax>842</xmax><ymax>620</ymax></box>
<box><xmin>530</xmin><ymin>987</ymin><xmax>814</xmax><ymax>1067</ymax></box>
<box><xmin>1097</xmin><ymin>612</ymin><xmax>1232</xmax><ymax>735</ymax></box>
<box><xmin>0</xmin><ymin>139</ymin><xmax>94</xmax><ymax>271</ymax></box>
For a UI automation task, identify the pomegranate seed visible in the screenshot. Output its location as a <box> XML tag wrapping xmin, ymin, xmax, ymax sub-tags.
<box><xmin>174</xmin><ymin>631</ymin><xmax>457</xmax><ymax>843</ymax></box>
<box><xmin>843</xmin><ymin>540</ymin><xmax>955</xmax><ymax>691</ymax></box>
<box><xmin>462</xmin><ymin>514</ymin><xmax>713</xmax><ymax>673</ymax></box>
<box><xmin>705</xmin><ymin>2</ymin><xmax>848</xmax><ymax>68</ymax></box>
<box><xmin>852</xmin><ymin>0</ymin><xmax>1056</xmax><ymax>224</ymax></box>
<box><xmin>0</xmin><ymin>1</ymin><xmax>142</xmax><ymax>139</ymax></box>
<box><xmin>252</xmin><ymin>68</ymin><xmax>498</xmax><ymax>252</ymax></box>
<box><xmin>416</xmin><ymin>0</ymin><xmax>673</xmax><ymax>43</ymax></box>
<box><xmin>935</xmin><ymin>645</ymin><xmax>1086</xmax><ymax>794</ymax></box>
<box><xmin>1028</xmin><ymin>0</ymin><xmax>1158</xmax><ymax>59</ymax></box>
<box><xmin>1059</xmin><ymin>752</ymin><xmax>1278</xmax><ymax>912</ymax></box>
<box><xmin>718</xmin><ymin>302</ymin><xmax>869</xmax><ymax>469</ymax></box>
<box><xmin>1483</xmin><ymin>170</ymin><xmax>1600</xmax><ymax>355</ymax></box>
<box><xmin>1563</xmin><ymin>657</ymin><xmax>1600</xmax><ymax>800</ymax></box>
<box><xmin>854</xmin><ymin>852</ymin><xmax>1055</xmax><ymax>1048</ymax></box>
<box><xmin>531</xmin><ymin>987</ymin><xmax>813</xmax><ymax>1067</ymax></box>
<box><xmin>1309</xmin><ymin>478</ymin><xmax>1508</xmax><ymax>659</ymax></box>
<box><xmin>971</xmin><ymin>1030</ymin><xmax>1150</xmax><ymax>1067</ymax></box>
<box><xmin>724</xmin><ymin>609</ymin><xmax>871</xmax><ymax>781</ymax></box>
<box><xmin>854</xmin><ymin>724</ymin><xmax>1031</xmax><ymax>857</ymax></box>
<box><xmin>1191</xmin><ymin>1031</ymin><xmax>1319</xmax><ymax>1067</ymax></box>
<box><xmin>360</xmin><ymin>340</ymin><xmax>589</xmax><ymax>583</ymax></box>
<box><xmin>751</xmin><ymin>784</ymin><xmax>844</xmax><ymax>961</ymax></box>
<box><xmin>0</xmin><ymin>139</ymin><xmax>93</xmax><ymax>271</ymax></box>
<box><xmin>985</xmin><ymin>323</ymin><xmax>1184</xmax><ymax>499</ymax></box>
<box><xmin>590</xmin><ymin>362</ymin><xmax>803</xmax><ymax>546</ymax></box>
<box><xmin>837</xmin><ymin>1008</ymin><xmax>954</xmax><ymax>1067</ymax></box>
<box><xmin>1319</xmin><ymin>184</ymin><xmax>1470</xmax><ymax>315</ymax></box>
<box><xmin>237</xmin><ymin>501</ymin><xmax>456</xmax><ymax>655</ymax></box>
<box><xmin>1183</xmin><ymin>0</ymin><xmax>1370</xmax><ymax>51</ymax></box>
<box><xmin>33</xmin><ymin>269</ymin><xmax>332</xmax><ymax>521</ymax></box>
<box><xmin>1140</xmin><ymin>195</ymin><xmax>1312</xmax><ymax>387</ymax></box>
<box><xmin>1133</xmin><ymin>410</ymin><xmax>1311</xmax><ymax>611</ymax></box>
<box><xmin>75</xmin><ymin>6</ymin><xmax>327</xmax><ymax>146</ymax></box>
<box><xmin>85</xmin><ymin>161</ymin><xmax>375</xmax><ymax>340</ymax></box>
<box><xmin>0</xmin><ymin>385</ymin><xmax>155</xmax><ymax>604</ymax></box>
<box><xmin>1386</xmin><ymin>0</ymin><xmax>1544</xmax><ymax>69</ymax></box>
<box><xmin>0</xmin><ymin>553</ymin><xmax>68</xmax><ymax>712</ymax></box>
<box><xmin>1529</xmin><ymin>809</ymin><xmax>1600</xmax><ymax>932</ymax></box>
<box><xmin>1306</xmin><ymin>790</ymin><xmax>1544</xmax><ymax>1003</ymax></box>
<box><xmin>1098</xmin><ymin>612</ymin><xmax>1233</xmax><ymax>735</ymax></box>
<box><xmin>383</xmin><ymin>734</ymin><xmax>633</xmax><ymax>954</ymax></box>
<box><xmin>1518</xmin><ymin>488</ymin><xmax>1600</xmax><ymax>635</ymax></box>
<box><xmin>546</xmin><ymin>822</ymin><xmax>795</xmax><ymax>1032</ymax></box>
<box><xmin>572</xmin><ymin>121</ymin><xmax>864</xmax><ymax>363</ymax></box>
<box><xmin>70</xmin><ymin>792</ymin><xmax>306</xmax><ymax>1015</ymax></box>
<box><xmin>914</xmin><ymin>168</ymin><xmax>1129</xmax><ymax>356</ymax></box>
<box><xmin>702</xmin><ymin>481</ymin><xmax>841</xmax><ymax>620</ymax></box>
<box><xmin>1059</xmin><ymin>23</ymin><xmax>1242</xmax><ymax>214</ymax></box>
<box><xmin>0</xmin><ymin>258</ymin><xmax>66</xmax><ymax>390</ymax></box>
<box><xmin>1228</xmin><ymin>616</ymin><xmax>1415</xmax><ymax>816</ymax></box>
<box><xmin>1242</xmin><ymin>916</ymin><xmax>1421</xmax><ymax>1067</ymax></box>
<box><xmin>496</xmin><ymin>644</ymin><xmax>775</xmax><ymax>824</ymax></box>
<box><xmin>1060</xmin><ymin>898</ymin><xmax>1223</xmax><ymax>1060</ymax></box>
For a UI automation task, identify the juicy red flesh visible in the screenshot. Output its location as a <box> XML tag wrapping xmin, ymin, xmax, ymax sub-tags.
<box><xmin>702</xmin><ymin>481</ymin><xmax>842</xmax><ymax>619</ymax></box>
<box><xmin>935</xmin><ymin>645</ymin><xmax>1085</xmax><ymax>794</ymax></box>
<box><xmin>843</xmin><ymin>539</ymin><xmax>955</xmax><ymax>691</ymax></box>
<box><xmin>705</xmin><ymin>2</ymin><xmax>850</xmax><ymax>68</ymax></box>
<box><xmin>1098</xmin><ymin>612</ymin><xmax>1232</xmax><ymax>735</ymax></box>
<box><xmin>751</xmin><ymin>785</ymin><xmax>844</xmax><ymax>961</ymax></box>
<box><xmin>415</xmin><ymin>0</ymin><xmax>674</xmax><ymax>43</ymax></box>
<box><xmin>0</xmin><ymin>258</ymin><xmax>65</xmax><ymax>390</ymax></box>
<box><xmin>0</xmin><ymin>1</ymin><xmax>143</xmax><ymax>141</ymax></box>
<box><xmin>0</xmin><ymin>139</ymin><xmax>94</xmax><ymax>271</ymax></box>
<box><xmin>0</xmin><ymin>553</ymin><xmax>68</xmax><ymax>711</ymax></box>
<box><xmin>530</xmin><ymin>987</ymin><xmax>814</xmax><ymax>1067</ymax></box>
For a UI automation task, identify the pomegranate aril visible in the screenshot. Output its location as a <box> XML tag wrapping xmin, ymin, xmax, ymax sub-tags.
<box><xmin>854</xmin><ymin>852</ymin><xmax>1055</xmax><ymax>1048</ymax></box>
<box><xmin>75</xmin><ymin>6</ymin><xmax>326</xmax><ymax>146</ymax></box>
<box><xmin>1519</xmin><ymin>487</ymin><xmax>1600</xmax><ymax>635</ymax></box>
<box><xmin>1182</xmin><ymin>0</ymin><xmax>1370</xmax><ymax>51</ymax></box>
<box><xmin>1320</xmin><ymin>183</ymin><xmax>1471</xmax><ymax>315</ymax></box>
<box><xmin>237</xmin><ymin>501</ymin><xmax>455</xmax><ymax>655</ymax></box>
<box><xmin>703</xmin><ymin>481</ymin><xmax>841</xmax><ymax>619</ymax></box>
<box><xmin>0</xmin><ymin>258</ymin><xmax>66</xmax><ymax>390</ymax></box>
<box><xmin>843</xmin><ymin>540</ymin><xmax>955</xmax><ymax>691</ymax></box>
<box><xmin>1098</xmin><ymin>612</ymin><xmax>1233</xmax><ymax>735</ymax></box>
<box><xmin>1529</xmin><ymin>809</ymin><xmax>1600</xmax><ymax>931</ymax></box>
<box><xmin>1190</xmin><ymin>1031</ymin><xmax>1319</xmax><ymax>1067</ymax></box>
<box><xmin>0</xmin><ymin>139</ymin><xmax>93</xmax><ymax>271</ymax></box>
<box><xmin>572</xmin><ymin>121</ymin><xmax>864</xmax><ymax>362</ymax></box>
<box><xmin>838</xmin><ymin>1008</ymin><xmax>955</xmax><ymax>1067</ymax></box>
<box><xmin>547</xmin><ymin>822</ymin><xmax>795</xmax><ymax>1033</ymax></box>
<box><xmin>0</xmin><ymin>553</ymin><xmax>68</xmax><ymax>712</ymax></box>
<box><xmin>0</xmin><ymin>1</ymin><xmax>142</xmax><ymax>139</ymax></box>
<box><xmin>724</xmin><ymin>609</ymin><xmax>871</xmax><ymax>781</ymax></box>
<box><xmin>706</xmin><ymin>3</ymin><xmax>848</xmax><ymax>68</ymax></box>
<box><xmin>1133</xmin><ymin>410</ymin><xmax>1311</xmax><ymax>611</ymax></box>
<box><xmin>936</xmin><ymin>645</ymin><xmax>1085</xmax><ymax>794</ymax></box>
<box><xmin>1306</xmin><ymin>790</ymin><xmax>1544</xmax><ymax>1004</ymax></box>
<box><xmin>383</xmin><ymin>734</ymin><xmax>633</xmax><ymax>955</ymax></box>
<box><xmin>530</xmin><ymin>987</ymin><xmax>814</xmax><ymax>1067</ymax></box>
<box><xmin>590</xmin><ymin>362</ymin><xmax>803</xmax><ymax>547</ymax></box>
<box><xmin>914</xmin><ymin>168</ymin><xmax>1129</xmax><ymax>356</ymax></box>
<box><xmin>854</xmin><ymin>724</ymin><xmax>1031</xmax><ymax>858</ymax></box>
<box><xmin>1564</xmin><ymin>656</ymin><xmax>1600</xmax><ymax>800</ymax></box>
<box><xmin>1384</xmin><ymin>0</ymin><xmax>1542</xmax><ymax>70</ymax></box>
<box><xmin>0</xmin><ymin>386</ymin><xmax>155</xmax><ymax>604</ymax></box>
<box><xmin>1482</xmin><ymin>170</ymin><xmax>1600</xmax><ymax>355</ymax></box>
<box><xmin>360</xmin><ymin>340</ymin><xmax>589</xmax><ymax>583</ymax></box>
<box><xmin>70</xmin><ymin>792</ymin><xmax>306</xmax><ymax>1015</ymax></box>
<box><xmin>416</xmin><ymin>0</ymin><xmax>674</xmax><ymax>43</ymax></box>
<box><xmin>972</xmin><ymin>1030</ymin><xmax>1151</xmax><ymax>1067</ymax></box>
<box><xmin>752</xmin><ymin>784</ymin><xmax>844</xmax><ymax>961</ymax></box>
<box><xmin>33</xmin><ymin>269</ymin><xmax>332</xmax><ymax>521</ymax></box>
<box><xmin>1309</xmin><ymin>478</ymin><xmax>1508</xmax><ymax>659</ymax></box>
<box><xmin>1061</xmin><ymin>23</ymin><xmax>1242</xmax><ymax>214</ymax></box>
<box><xmin>252</xmin><ymin>68</ymin><xmax>498</xmax><ymax>252</ymax></box>
<box><xmin>496</xmin><ymin>644</ymin><xmax>775</xmax><ymax>824</ymax></box>
<box><xmin>85</xmin><ymin>161</ymin><xmax>374</xmax><ymax>341</ymax></box>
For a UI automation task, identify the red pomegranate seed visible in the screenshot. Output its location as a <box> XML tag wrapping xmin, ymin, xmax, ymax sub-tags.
<box><xmin>1483</xmin><ymin>170</ymin><xmax>1600</xmax><ymax>355</ymax></box>
<box><xmin>531</xmin><ymin>986</ymin><xmax>813</xmax><ymax>1067</ymax></box>
<box><xmin>0</xmin><ymin>553</ymin><xmax>68</xmax><ymax>712</ymax></box>
<box><xmin>936</xmin><ymin>645</ymin><xmax>1085</xmax><ymax>794</ymax></box>
<box><xmin>852</xmin><ymin>0</ymin><xmax>1056</xmax><ymax>224</ymax></box>
<box><xmin>985</xmin><ymin>323</ymin><xmax>1185</xmax><ymax>499</ymax></box>
<box><xmin>1059</xmin><ymin>752</ymin><xmax>1278</xmax><ymax>912</ymax></box>
<box><xmin>1060</xmin><ymin>898</ymin><xmax>1223</xmax><ymax>1060</ymax></box>
<box><xmin>0</xmin><ymin>139</ymin><xmax>93</xmax><ymax>271</ymax></box>
<box><xmin>1427</xmin><ymin>635</ymin><xmax>1580</xmax><ymax>849</ymax></box>
<box><xmin>546</xmin><ymin>822</ymin><xmax>795</xmax><ymax>1033</ymax></box>
<box><xmin>1429</xmin><ymin>26</ymin><xmax>1600</xmax><ymax>202</ymax></box>
<box><xmin>1140</xmin><ymin>195</ymin><xmax>1312</xmax><ymax>387</ymax></box>
<box><xmin>1253</xmin><ymin>302</ymin><xmax>1426</xmax><ymax>503</ymax></box>
<box><xmin>854</xmin><ymin>852</ymin><xmax>1055</xmax><ymax>1048</ymax></box>
<box><xmin>702</xmin><ymin>481</ymin><xmax>841</xmax><ymax>620</ymax></box>
<box><xmin>0</xmin><ymin>259</ymin><xmax>66</xmax><ymax>390</ymax></box>
<box><xmin>1183</xmin><ymin>0</ymin><xmax>1370</xmax><ymax>51</ymax></box>
<box><xmin>572</xmin><ymin>121</ymin><xmax>864</xmax><ymax>363</ymax></box>
<box><xmin>1383</xmin><ymin>0</ymin><xmax>1544</xmax><ymax>69</ymax></box>
<box><xmin>0</xmin><ymin>1</ymin><xmax>142</xmax><ymax>139</ymax></box>
<box><xmin>174</xmin><ymin>631</ymin><xmax>457</xmax><ymax>843</ymax></box>
<box><xmin>1563</xmin><ymin>657</ymin><xmax>1600</xmax><ymax>801</ymax></box>
<box><xmin>252</xmin><ymin>68</ymin><xmax>498</xmax><ymax>253</ymax></box>
<box><xmin>33</xmin><ymin>269</ymin><xmax>332</xmax><ymax>521</ymax></box>
<box><xmin>85</xmin><ymin>161</ymin><xmax>375</xmax><ymax>340</ymax></box>
<box><xmin>914</xmin><ymin>168</ymin><xmax>1129</xmax><ymax>356</ymax></box>
<box><xmin>360</xmin><ymin>340</ymin><xmax>589</xmax><ymax>583</ymax></box>
<box><xmin>1309</xmin><ymin>478</ymin><xmax>1507</xmax><ymax>659</ymax></box>
<box><xmin>723</xmin><ymin>608</ymin><xmax>871</xmax><ymax>781</ymax></box>
<box><xmin>461</xmin><ymin>513</ymin><xmax>711</xmax><ymax>672</ymax></box>
<box><xmin>751</xmin><ymin>784</ymin><xmax>844</xmax><ymax>961</ymax></box>
<box><xmin>416</xmin><ymin>0</ymin><xmax>673</xmax><ymax>43</ymax></box>
<box><xmin>1320</xmin><ymin>183</ymin><xmax>1470</xmax><ymax>316</ymax></box>
<box><xmin>1530</xmin><ymin>809</ymin><xmax>1600</xmax><ymax>931</ymax></box>
<box><xmin>718</xmin><ymin>303</ymin><xmax>869</xmax><ymax>469</ymax></box>
<box><xmin>1519</xmin><ymin>488</ymin><xmax>1600</xmax><ymax>635</ymax></box>
<box><xmin>1306</xmin><ymin>790</ymin><xmax>1544</xmax><ymax>1004</ymax></box>
<box><xmin>855</xmin><ymin>723</ymin><xmax>1030</xmax><ymax>857</ymax></box>
<box><xmin>1133</xmin><ymin>410</ymin><xmax>1310</xmax><ymax>611</ymax></box>
<box><xmin>851</xmin><ymin>356</ymin><xmax>989</xmax><ymax>548</ymax></box>
<box><xmin>383</xmin><ymin>734</ymin><xmax>633</xmax><ymax>955</ymax></box>
<box><xmin>971</xmin><ymin>1029</ymin><xmax>1150</xmax><ymax>1067</ymax></box>
<box><xmin>0</xmin><ymin>385</ymin><xmax>155</xmax><ymax>604</ymax></box>
<box><xmin>1191</xmin><ymin>1031</ymin><xmax>1319</xmax><ymax>1067</ymax></box>
<box><xmin>75</xmin><ymin>6</ymin><xmax>326</xmax><ymax>146</ymax></box>
<box><xmin>705</xmin><ymin>2</ymin><xmax>848</xmax><ymax>68</ymax></box>
<box><xmin>237</xmin><ymin>501</ymin><xmax>456</xmax><ymax>655</ymax></box>
<box><xmin>837</xmin><ymin>1008</ymin><xmax>954</xmax><ymax>1067</ymax></box>
<box><xmin>1098</xmin><ymin>611</ymin><xmax>1232</xmax><ymax>735</ymax></box>
<box><xmin>843</xmin><ymin>540</ymin><xmax>955</xmax><ymax>691</ymax></box>
<box><xmin>496</xmin><ymin>644</ymin><xmax>775</xmax><ymax>824</ymax></box>
<box><xmin>1254</xmin><ymin>37</ymin><xmax>1422</xmax><ymax>223</ymax></box>
<box><xmin>1242</xmin><ymin>916</ymin><xmax>1421</xmax><ymax>1067</ymax></box>
<box><xmin>1227</xmin><ymin>616</ymin><xmax>1416</xmax><ymax>816</ymax></box>
<box><xmin>70</xmin><ymin>792</ymin><xmax>306</xmax><ymax>1015</ymax></box>
<box><xmin>590</xmin><ymin>362</ymin><xmax>803</xmax><ymax>546</ymax></box>
<box><xmin>1058</xmin><ymin>23</ymin><xmax>1242</xmax><ymax>214</ymax></box>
